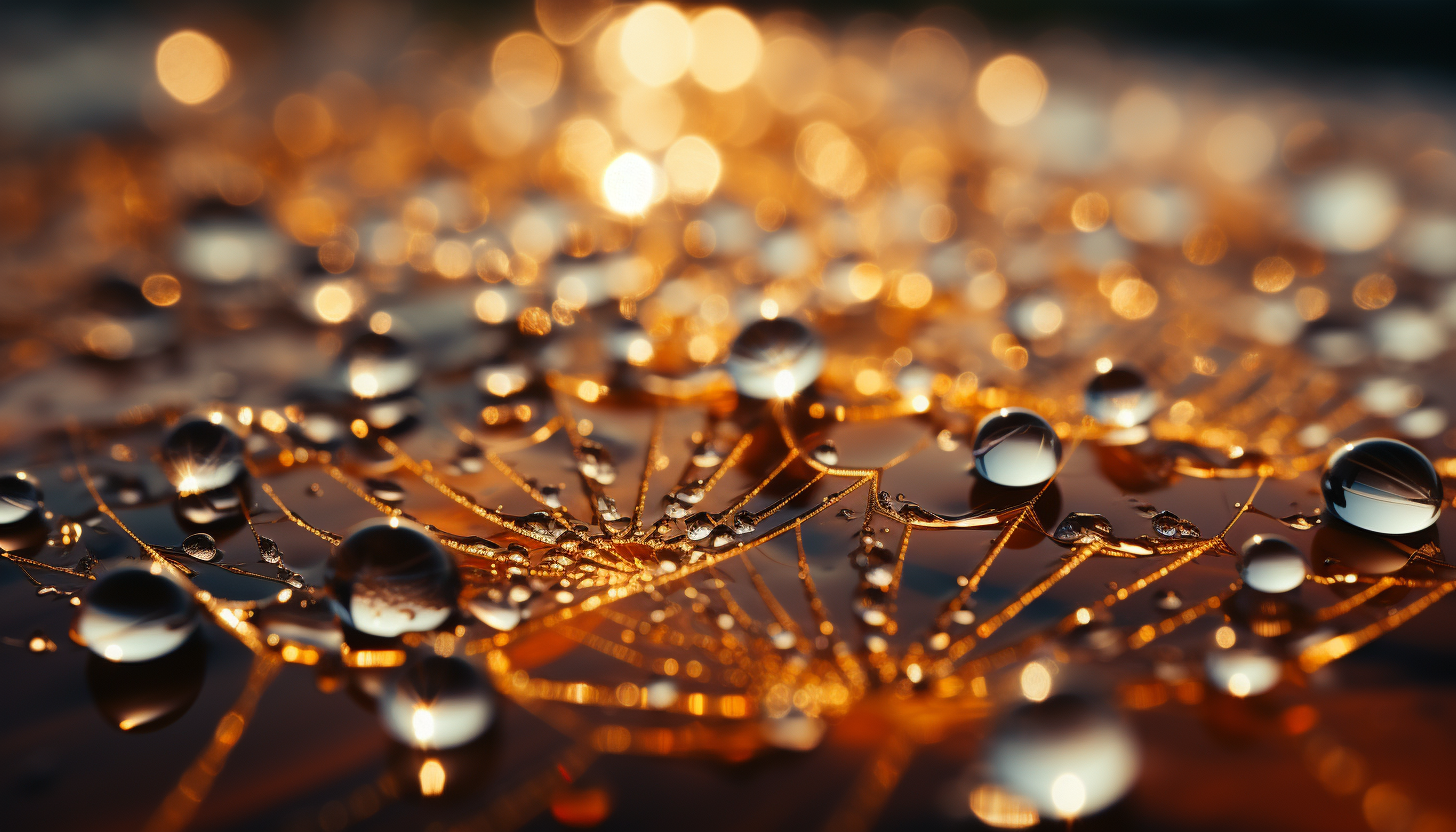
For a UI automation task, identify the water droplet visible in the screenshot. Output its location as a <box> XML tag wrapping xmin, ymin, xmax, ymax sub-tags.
<box><xmin>595</xmin><ymin>495</ymin><xmax>623</xmax><ymax>522</ymax></box>
<box><xmin>1205</xmin><ymin>642</ymin><xmax>1281</xmax><ymax>698</ymax></box>
<box><xmin>256</xmin><ymin>535</ymin><xmax>282</xmax><ymax>565</ymax></box>
<box><xmin>730</xmin><ymin>511</ymin><xmax>756</xmax><ymax>534</ymax></box>
<box><xmin>1085</xmin><ymin>366</ymin><xmax>1158</xmax><ymax>428</ymax></box>
<box><xmin>661</xmin><ymin>496</ymin><xmax>690</xmax><ymax>519</ymax></box>
<box><xmin>454</xmin><ymin>447</ymin><xmax>485</xmax><ymax>474</ymax></box>
<box><xmin>255</xmin><ymin>603</ymin><xmax>344</xmax><ymax>651</ymax></box>
<box><xmin>327</xmin><ymin>520</ymin><xmax>460</xmax><ymax>637</ymax></box>
<box><xmin>380</xmin><ymin>657</ymin><xmax>495</xmax><ymax>749</ymax></box>
<box><xmin>1321</xmin><ymin>438</ymin><xmax>1442</xmax><ymax>535</ymax></box>
<box><xmin>160</xmin><ymin>419</ymin><xmax>245</xmax><ymax>496</ymax></box>
<box><xmin>1151</xmin><ymin>511</ymin><xmax>1201</xmax><ymax>539</ymax></box>
<box><xmin>364</xmin><ymin>478</ymin><xmax>407</xmax><ymax>504</ymax></box>
<box><xmin>725</xmin><ymin>318</ymin><xmax>826</xmax><ymax>399</ymax></box>
<box><xmin>182</xmin><ymin>533</ymin><xmax>219</xmax><ymax>562</ymax></box>
<box><xmin>474</xmin><ymin>361</ymin><xmax>532</xmax><ymax>399</ymax></box>
<box><xmin>684</xmin><ymin>512</ymin><xmax>714</xmax><ymax>540</ymax></box>
<box><xmin>577</xmin><ymin>442</ymin><xmax>618</xmax><ymax>485</ymax></box>
<box><xmin>707</xmin><ymin>524</ymin><xmax>736</xmax><ymax>548</ymax></box>
<box><xmin>984</xmin><ymin>695</ymin><xmax>1140</xmax><ymax>818</ymax></box>
<box><xmin>0</xmin><ymin>473</ymin><xmax>42</xmax><ymax>526</ymax></box>
<box><xmin>466</xmin><ymin>586</ymin><xmax>524</xmax><ymax>631</ymax></box>
<box><xmin>1278</xmin><ymin>511</ymin><xmax>1322</xmax><ymax>531</ymax></box>
<box><xmin>341</xmin><ymin>332</ymin><xmax>420</xmax><ymax>399</ymax></box>
<box><xmin>690</xmin><ymin>441</ymin><xmax>723</xmax><ymax>468</ymax></box>
<box><xmin>1153</xmin><ymin>589</ymin><xmax>1182</xmax><ymax>610</ymax></box>
<box><xmin>77</xmin><ymin>568</ymin><xmax>198</xmax><ymax>663</ymax></box>
<box><xmin>539</xmin><ymin>485</ymin><xmax>563</xmax><ymax>508</ymax></box>
<box><xmin>972</xmin><ymin>408</ymin><xmax>1061</xmax><ymax>488</ymax></box>
<box><xmin>1239</xmin><ymin>535</ymin><xmax>1307</xmax><ymax>593</ymax></box>
<box><xmin>86</xmin><ymin>633</ymin><xmax>206</xmax><ymax>732</ymax></box>
<box><xmin>810</xmin><ymin>441</ymin><xmax>839</xmax><ymax>467</ymax></box>
<box><xmin>1053</xmin><ymin>513</ymin><xmax>1113</xmax><ymax>544</ymax></box>
<box><xmin>864</xmin><ymin>564</ymin><xmax>894</xmax><ymax>587</ymax></box>
<box><xmin>837</xmin><ymin>508</ymin><xmax>857</xmax><ymax>520</ymax></box>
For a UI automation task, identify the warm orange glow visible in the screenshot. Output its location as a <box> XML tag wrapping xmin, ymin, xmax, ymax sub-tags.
<box><xmin>976</xmin><ymin>54</ymin><xmax>1046</xmax><ymax>126</ymax></box>
<box><xmin>602</xmin><ymin>153</ymin><xmax>655</xmax><ymax>215</ymax></box>
<box><xmin>156</xmin><ymin>31</ymin><xmax>230</xmax><ymax>105</ymax></box>
<box><xmin>493</xmin><ymin>32</ymin><xmax>562</xmax><ymax>108</ymax></box>
<box><xmin>620</xmin><ymin>3</ymin><xmax>694</xmax><ymax>87</ymax></box>
<box><xmin>141</xmin><ymin>274</ymin><xmax>182</xmax><ymax>306</ymax></box>
<box><xmin>664</xmin><ymin>136</ymin><xmax>721</xmax><ymax>203</ymax></box>
<box><xmin>689</xmin><ymin>7</ymin><xmax>761</xmax><ymax>92</ymax></box>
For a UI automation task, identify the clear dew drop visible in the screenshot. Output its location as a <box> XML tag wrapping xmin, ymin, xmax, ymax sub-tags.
<box><xmin>684</xmin><ymin>512</ymin><xmax>714</xmax><ymax>540</ymax></box>
<box><xmin>380</xmin><ymin>657</ymin><xmax>495</xmax><ymax>749</ymax></box>
<box><xmin>984</xmin><ymin>695</ymin><xmax>1140</xmax><ymax>819</ymax></box>
<box><xmin>1150</xmin><ymin>510</ymin><xmax>1201</xmax><ymax>539</ymax></box>
<box><xmin>577</xmin><ymin>442</ymin><xmax>618</xmax><ymax>485</ymax></box>
<box><xmin>160</xmin><ymin>419</ymin><xmax>245</xmax><ymax>496</ymax></box>
<box><xmin>326</xmin><ymin>520</ymin><xmax>460</xmax><ymax>638</ymax></box>
<box><xmin>77</xmin><ymin>568</ymin><xmax>198</xmax><ymax>663</ymax></box>
<box><xmin>341</xmin><ymin>332</ymin><xmax>420</xmax><ymax>400</ymax></box>
<box><xmin>1321</xmin><ymin>438</ymin><xmax>1443</xmax><ymax>535</ymax></box>
<box><xmin>1240</xmin><ymin>535</ymin><xmax>1307</xmax><ymax>594</ymax></box>
<box><xmin>661</xmin><ymin>496</ymin><xmax>690</xmax><ymax>519</ymax></box>
<box><xmin>724</xmin><ymin>318</ymin><xmax>826</xmax><ymax>400</ymax></box>
<box><xmin>364</xmin><ymin>478</ymin><xmax>407</xmax><ymax>504</ymax></box>
<box><xmin>972</xmin><ymin>408</ymin><xmax>1062</xmax><ymax>488</ymax></box>
<box><xmin>1053</xmin><ymin>513</ymin><xmax>1113</xmax><ymax>544</ymax></box>
<box><xmin>1084</xmin><ymin>366</ymin><xmax>1158</xmax><ymax>428</ymax></box>
<box><xmin>181</xmin><ymin>533</ymin><xmax>219</xmax><ymax>562</ymax></box>
<box><xmin>810</xmin><ymin>441</ymin><xmax>839</xmax><ymax>467</ymax></box>
<box><xmin>690</xmin><ymin>441</ymin><xmax>723</xmax><ymax>468</ymax></box>
<box><xmin>730</xmin><ymin>511</ymin><xmax>756</xmax><ymax>534</ymax></box>
<box><xmin>0</xmin><ymin>473</ymin><xmax>43</xmax><ymax>526</ymax></box>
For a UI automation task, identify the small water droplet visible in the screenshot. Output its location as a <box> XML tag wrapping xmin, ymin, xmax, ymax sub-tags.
<box><xmin>256</xmin><ymin>536</ymin><xmax>282</xmax><ymax>565</ymax></box>
<box><xmin>836</xmin><ymin>508</ymin><xmax>857</xmax><ymax>520</ymax></box>
<box><xmin>77</xmin><ymin>568</ymin><xmax>198</xmax><ymax>663</ymax></box>
<box><xmin>1277</xmin><ymin>511</ymin><xmax>1321</xmax><ymax>530</ymax></box>
<box><xmin>1321</xmin><ymin>438</ymin><xmax>1442</xmax><ymax>535</ymax></box>
<box><xmin>364</xmin><ymin>478</ymin><xmax>407</xmax><ymax>504</ymax></box>
<box><xmin>160</xmin><ymin>419</ymin><xmax>245</xmax><ymax>496</ymax></box>
<box><xmin>342</xmin><ymin>332</ymin><xmax>420</xmax><ymax>400</ymax></box>
<box><xmin>1240</xmin><ymin>535</ymin><xmax>1307</xmax><ymax>593</ymax></box>
<box><xmin>577</xmin><ymin>442</ymin><xmax>617</xmax><ymax>485</ymax></box>
<box><xmin>690</xmin><ymin>441</ymin><xmax>723</xmax><ymax>468</ymax></box>
<box><xmin>972</xmin><ymin>408</ymin><xmax>1061</xmax><ymax>488</ymax></box>
<box><xmin>1085</xmin><ymin>366</ymin><xmax>1158</xmax><ymax>428</ymax></box>
<box><xmin>1054</xmin><ymin>513</ymin><xmax>1114</xmax><ymax>544</ymax></box>
<box><xmin>182</xmin><ymin>533</ymin><xmax>219</xmax><ymax>562</ymax></box>
<box><xmin>1151</xmin><ymin>511</ymin><xmax>1201</xmax><ymax>539</ymax></box>
<box><xmin>1153</xmin><ymin>589</ymin><xmax>1182</xmax><ymax>610</ymax></box>
<box><xmin>811</xmin><ymin>441</ymin><xmax>839</xmax><ymax>467</ymax></box>
<box><xmin>380</xmin><ymin>657</ymin><xmax>494</xmax><ymax>749</ymax></box>
<box><xmin>684</xmin><ymin>512</ymin><xmax>714</xmax><ymax>540</ymax></box>
<box><xmin>725</xmin><ymin>318</ymin><xmax>826</xmax><ymax>399</ymax></box>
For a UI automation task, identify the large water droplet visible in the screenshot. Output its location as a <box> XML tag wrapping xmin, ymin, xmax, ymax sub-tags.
<box><xmin>1053</xmin><ymin>513</ymin><xmax>1113</xmax><ymax>544</ymax></box>
<box><xmin>1240</xmin><ymin>535</ymin><xmax>1307</xmax><ymax>593</ymax></box>
<box><xmin>327</xmin><ymin>520</ymin><xmax>460</xmax><ymax>637</ymax></box>
<box><xmin>380</xmin><ymin>657</ymin><xmax>495</xmax><ymax>749</ymax></box>
<box><xmin>1321</xmin><ymin>438</ymin><xmax>1442</xmax><ymax>535</ymax></box>
<box><xmin>725</xmin><ymin>318</ymin><xmax>826</xmax><ymax>400</ymax></box>
<box><xmin>182</xmin><ymin>532</ymin><xmax>220</xmax><ymax>562</ymax></box>
<box><xmin>1150</xmin><ymin>510</ymin><xmax>1201</xmax><ymax>539</ymax></box>
<box><xmin>1084</xmin><ymin>366</ymin><xmax>1158</xmax><ymax>428</ymax></box>
<box><xmin>983</xmin><ymin>695</ymin><xmax>1140</xmax><ymax>819</ymax></box>
<box><xmin>77</xmin><ymin>568</ymin><xmax>198</xmax><ymax>663</ymax></box>
<box><xmin>160</xmin><ymin>419</ymin><xmax>245</xmax><ymax>496</ymax></box>
<box><xmin>341</xmin><ymin>332</ymin><xmax>420</xmax><ymax>400</ymax></box>
<box><xmin>0</xmin><ymin>473</ymin><xmax>42</xmax><ymax>526</ymax></box>
<box><xmin>810</xmin><ymin>441</ymin><xmax>839</xmax><ymax>467</ymax></box>
<box><xmin>972</xmin><ymin>408</ymin><xmax>1061</xmax><ymax>488</ymax></box>
<box><xmin>86</xmin><ymin>634</ymin><xmax>206</xmax><ymax>732</ymax></box>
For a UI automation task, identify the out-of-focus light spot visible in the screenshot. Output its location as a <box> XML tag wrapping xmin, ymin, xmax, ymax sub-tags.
<box><xmin>796</xmin><ymin>121</ymin><xmax>867</xmax><ymax>199</ymax></box>
<box><xmin>890</xmin><ymin>28</ymin><xmax>971</xmax><ymax>101</ymax></box>
<box><xmin>274</xmin><ymin>94</ymin><xmax>334</xmax><ymax>157</ymax></box>
<box><xmin>1253</xmin><ymin>256</ymin><xmax>1296</xmax><ymax>293</ymax></box>
<box><xmin>1182</xmin><ymin>224</ymin><xmax>1228</xmax><ymax>265</ymax></box>
<box><xmin>351</xmin><ymin>372</ymin><xmax>380</xmax><ymax>398</ymax></box>
<box><xmin>620</xmin><ymin>3</ymin><xmax>694</xmax><ymax>87</ymax></box>
<box><xmin>156</xmin><ymin>31</ymin><xmax>230</xmax><ymax>105</ymax></box>
<box><xmin>968</xmin><ymin>271</ymin><xmax>1007</xmax><ymax>310</ymax></box>
<box><xmin>141</xmin><ymin>274</ymin><xmax>181</xmax><ymax>306</ymax></box>
<box><xmin>617</xmin><ymin>85</ymin><xmax>683</xmax><ymax>151</ymax></box>
<box><xmin>557</xmin><ymin>118</ymin><xmax>615</xmax><ymax>182</ymax></box>
<box><xmin>773</xmin><ymin>369</ymin><xmax>797</xmax><ymax>399</ymax></box>
<box><xmin>475</xmin><ymin>290</ymin><xmax>509</xmax><ymax>324</ymax></box>
<box><xmin>412</xmin><ymin>707</ymin><xmax>436</xmax><ymax>743</ymax></box>
<box><xmin>854</xmin><ymin>368</ymin><xmax>883</xmax><ymax>396</ymax></box>
<box><xmin>1215</xmin><ymin>625</ymin><xmax>1237</xmax><ymax>649</ymax></box>
<box><xmin>104</xmin><ymin>644</ymin><xmax>124</xmax><ymax>662</ymax></box>
<box><xmin>1228</xmin><ymin>673</ymin><xmax>1252</xmax><ymax>698</ymax></box>
<box><xmin>895</xmin><ymin>272</ymin><xmax>933</xmax><ymax>309</ymax></box>
<box><xmin>1020</xmin><ymin>662</ymin><xmax>1052</xmax><ymax>701</ymax></box>
<box><xmin>1109</xmin><ymin>85</ymin><xmax>1181</xmax><ymax>163</ymax></box>
<box><xmin>1206</xmin><ymin>113</ymin><xmax>1276</xmax><ymax>183</ymax></box>
<box><xmin>687</xmin><ymin>333</ymin><xmax>717</xmax><ymax>363</ymax></box>
<box><xmin>626</xmin><ymin>337</ymin><xmax>654</xmax><ymax>365</ymax></box>
<box><xmin>369</xmin><ymin>311</ymin><xmax>392</xmax><ymax>334</ymax></box>
<box><xmin>1070</xmin><ymin>192</ymin><xmax>1109</xmax><ymax>232</ymax></box>
<box><xmin>920</xmin><ymin>204</ymin><xmax>955</xmax><ymax>242</ymax></box>
<box><xmin>313</xmin><ymin>283</ymin><xmax>355</xmax><ymax>323</ymax></box>
<box><xmin>471</xmin><ymin>89</ymin><xmax>534</xmax><ymax>157</ymax></box>
<box><xmin>535</xmin><ymin>0</ymin><xmax>613</xmax><ymax>46</ymax></box>
<box><xmin>1295</xmin><ymin>286</ymin><xmax>1329</xmax><ymax>320</ymax></box>
<box><xmin>557</xmin><ymin>275</ymin><xmax>589</xmax><ymax>309</ymax></box>
<box><xmin>1110</xmin><ymin>279</ymin><xmax>1158</xmax><ymax>319</ymax></box>
<box><xmin>1353</xmin><ymin>273</ymin><xmax>1396</xmax><ymax>310</ymax></box>
<box><xmin>664</xmin><ymin>135</ymin><xmax>721</xmax><ymax>203</ymax></box>
<box><xmin>1299</xmin><ymin>168</ymin><xmax>1401</xmax><ymax>252</ymax></box>
<box><xmin>602</xmin><ymin>153</ymin><xmax>655</xmax><ymax>215</ymax></box>
<box><xmin>433</xmin><ymin>240</ymin><xmax>473</xmax><ymax>278</ymax></box>
<box><xmin>419</xmin><ymin>758</ymin><xmax>446</xmax><ymax>796</ymax></box>
<box><xmin>976</xmin><ymin>54</ymin><xmax>1046</xmax><ymax>127</ymax></box>
<box><xmin>968</xmin><ymin>784</ymin><xmax>1039</xmax><ymax>829</ymax></box>
<box><xmin>689</xmin><ymin>7</ymin><xmax>761</xmax><ymax>92</ymax></box>
<box><xmin>848</xmin><ymin>264</ymin><xmax>883</xmax><ymax>301</ymax></box>
<box><xmin>493</xmin><ymin>32</ymin><xmax>562</xmax><ymax>108</ymax></box>
<box><xmin>1049</xmin><ymin>774</ymin><xmax>1086</xmax><ymax>818</ymax></box>
<box><xmin>760</xmin><ymin>298</ymin><xmax>780</xmax><ymax>319</ymax></box>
